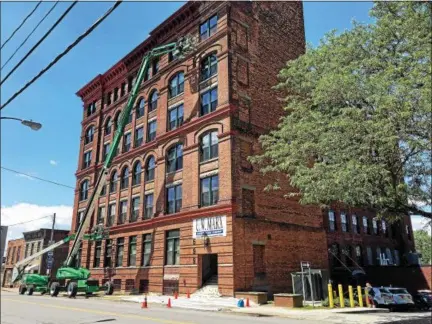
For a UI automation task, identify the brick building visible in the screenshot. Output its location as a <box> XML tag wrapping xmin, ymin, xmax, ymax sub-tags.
<box><xmin>72</xmin><ymin>1</ymin><xmax>329</xmax><ymax>296</ymax></box>
<box><xmin>2</xmin><ymin>229</ymin><xmax>70</xmax><ymax>287</ymax></box>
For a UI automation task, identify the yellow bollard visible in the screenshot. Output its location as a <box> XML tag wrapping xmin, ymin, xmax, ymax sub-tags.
<box><xmin>365</xmin><ymin>288</ymin><xmax>370</xmax><ymax>307</ymax></box>
<box><xmin>357</xmin><ymin>286</ymin><xmax>364</xmax><ymax>307</ymax></box>
<box><xmin>328</xmin><ymin>284</ymin><xmax>334</xmax><ymax>308</ymax></box>
<box><xmin>348</xmin><ymin>285</ymin><xmax>355</xmax><ymax>308</ymax></box>
<box><xmin>338</xmin><ymin>284</ymin><xmax>345</xmax><ymax>307</ymax></box>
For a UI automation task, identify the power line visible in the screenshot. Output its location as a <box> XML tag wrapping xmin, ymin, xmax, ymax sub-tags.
<box><xmin>0</xmin><ymin>1</ymin><xmax>122</xmax><ymax>110</ymax></box>
<box><xmin>0</xmin><ymin>1</ymin><xmax>43</xmax><ymax>50</ymax></box>
<box><xmin>0</xmin><ymin>1</ymin><xmax>78</xmax><ymax>86</ymax></box>
<box><xmin>3</xmin><ymin>215</ymin><xmax>51</xmax><ymax>227</ymax></box>
<box><xmin>1</xmin><ymin>1</ymin><xmax>60</xmax><ymax>71</ymax></box>
<box><xmin>1</xmin><ymin>166</ymin><xmax>75</xmax><ymax>190</ymax></box>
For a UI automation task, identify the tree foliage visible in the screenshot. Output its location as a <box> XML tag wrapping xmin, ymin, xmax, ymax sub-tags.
<box><xmin>251</xmin><ymin>2</ymin><xmax>431</xmax><ymax>221</ymax></box>
<box><xmin>414</xmin><ymin>229</ymin><xmax>432</xmax><ymax>265</ymax></box>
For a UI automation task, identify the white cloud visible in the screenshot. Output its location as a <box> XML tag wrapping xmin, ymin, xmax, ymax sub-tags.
<box><xmin>49</xmin><ymin>160</ymin><xmax>58</xmax><ymax>166</ymax></box>
<box><xmin>1</xmin><ymin>203</ymin><xmax>73</xmax><ymax>256</ymax></box>
<box><xmin>411</xmin><ymin>215</ymin><xmax>431</xmax><ymax>235</ymax></box>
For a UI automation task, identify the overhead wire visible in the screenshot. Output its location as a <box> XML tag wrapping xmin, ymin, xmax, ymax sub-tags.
<box><xmin>1</xmin><ymin>1</ymin><xmax>60</xmax><ymax>71</ymax></box>
<box><xmin>0</xmin><ymin>1</ymin><xmax>122</xmax><ymax>110</ymax></box>
<box><xmin>0</xmin><ymin>1</ymin><xmax>43</xmax><ymax>49</ymax></box>
<box><xmin>0</xmin><ymin>1</ymin><xmax>78</xmax><ymax>86</ymax></box>
<box><xmin>3</xmin><ymin>215</ymin><xmax>51</xmax><ymax>227</ymax></box>
<box><xmin>1</xmin><ymin>166</ymin><xmax>75</xmax><ymax>190</ymax></box>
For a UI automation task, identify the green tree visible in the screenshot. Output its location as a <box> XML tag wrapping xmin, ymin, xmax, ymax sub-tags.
<box><xmin>251</xmin><ymin>2</ymin><xmax>431</xmax><ymax>221</ymax></box>
<box><xmin>414</xmin><ymin>229</ymin><xmax>432</xmax><ymax>265</ymax></box>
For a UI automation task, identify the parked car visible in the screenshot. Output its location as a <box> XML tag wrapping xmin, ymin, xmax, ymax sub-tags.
<box><xmin>366</xmin><ymin>286</ymin><xmax>395</xmax><ymax>309</ymax></box>
<box><xmin>413</xmin><ymin>290</ymin><xmax>432</xmax><ymax>311</ymax></box>
<box><xmin>386</xmin><ymin>287</ymin><xmax>415</xmax><ymax>311</ymax></box>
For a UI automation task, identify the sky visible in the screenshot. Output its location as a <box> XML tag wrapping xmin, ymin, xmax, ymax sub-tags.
<box><xmin>1</xmin><ymin>2</ymin><xmax>430</xmax><ymax>246</ymax></box>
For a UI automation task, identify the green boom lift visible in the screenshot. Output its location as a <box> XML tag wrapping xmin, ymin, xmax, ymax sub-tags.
<box><xmin>12</xmin><ymin>35</ymin><xmax>196</xmax><ymax>298</ymax></box>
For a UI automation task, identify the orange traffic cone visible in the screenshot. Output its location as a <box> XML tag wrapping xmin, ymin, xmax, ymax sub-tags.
<box><xmin>187</xmin><ymin>290</ymin><xmax>190</xmax><ymax>298</ymax></box>
<box><xmin>246</xmin><ymin>298</ymin><xmax>250</xmax><ymax>307</ymax></box>
<box><xmin>167</xmin><ymin>298</ymin><xmax>172</xmax><ymax>308</ymax></box>
<box><xmin>141</xmin><ymin>295</ymin><xmax>148</xmax><ymax>308</ymax></box>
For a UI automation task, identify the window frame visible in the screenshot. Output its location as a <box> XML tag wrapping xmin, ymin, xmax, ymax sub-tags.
<box><xmin>110</xmin><ymin>171</ymin><xmax>118</xmax><ymax>193</ymax></box>
<box><xmin>136</xmin><ymin>97</ymin><xmax>145</xmax><ymax>119</ymax></box>
<box><xmin>200</xmin><ymin>53</ymin><xmax>217</xmax><ymax>81</ymax></box>
<box><xmin>144</xmin><ymin>193</ymin><xmax>153</xmax><ymax>219</ymax></box>
<box><xmin>148</xmin><ymin>90</ymin><xmax>158</xmax><ymax>112</ymax></box>
<box><xmin>200</xmin><ymin>15</ymin><xmax>218</xmax><ymax>40</ymax></box>
<box><xmin>142</xmin><ymin>234</ymin><xmax>152</xmax><ymax>266</ymax></box>
<box><xmin>132</xmin><ymin>162</ymin><xmax>142</xmax><ymax>186</ymax></box>
<box><xmin>200</xmin><ymin>131</ymin><xmax>218</xmax><ymax>162</ymax></box>
<box><xmin>115</xmin><ymin>238</ymin><xmax>124</xmax><ymax>267</ymax></box>
<box><xmin>200</xmin><ymin>175</ymin><xmax>219</xmax><ymax>207</ymax></box>
<box><xmin>166</xmin><ymin>184</ymin><xmax>182</xmax><ymax>214</ymax></box>
<box><xmin>169</xmin><ymin>72</ymin><xmax>185</xmax><ymax>99</ymax></box>
<box><xmin>94</xmin><ymin>240</ymin><xmax>102</xmax><ymax>268</ymax></box>
<box><xmin>135</xmin><ymin>127</ymin><xmax>144</xmax><ymax>147</ymax></box>
<box><xmin>85</xmin><ymin>126</ymin><xmax>94</xmax><ymax>144</ymax></box>
<box><xmin>128</xmin><ymin>236</ymin><xmax>137</xmax><ymax>267</ymax></box>
<box><xmin>168</xmin><ymin>103</ymin><xmax>184</xmax><ymax>131</ymax></box>
<box><xmin>165</xmin><ymin>230</ymin><xmax>180</xmax><ymax>265</ymax></box>
<box><xmin>147</xmin><ymin>120</ymin><xmax>157</xmax><ymax>142</ymax></box>
<box><xmin>120</xmin><ymin>167</ymin><xmax>129</xmax><ymax>189</ymax></box>
<box><xmin>83</xmin><ymin>150</ymin><xmax>92</xmax><ymax>169</ymax></box>
<box><xmin>119</xmin><ymin>200</ymin><xmax>127</xmax><ymax>224</ymax></box>
<box><xmin>145</xmin><ymin>156</ymin><xmax>156</xmax><ymax>181</ymax></box>
<box><xmin>166</xmin><ymin>144</ymin><xmax>183</xmax><ymax>173</ymax></box>
<box><xmin>79</xmin><ymin>180</ymin><xmax>89</xmax><ymax>201</ymax></box>
<box><xmin>130</xmin><ymin>197</ymin><xmax>140</xmax><ymax>222</ymax></box>
<box><xmin>123</xmin><ymin>132</ymin><xmax>132</xmax><ymax>152</ymax></box>
<box><xmin>200</xmin><ymin>87</ymin><xmax>218</xmax><ymax>116</ymax></box>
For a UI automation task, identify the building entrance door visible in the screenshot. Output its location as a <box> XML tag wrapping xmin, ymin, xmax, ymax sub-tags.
<box><xmin>201</xmin><ymin>254</ymin><xmax>218</xmax><ymax>286</ymax></box>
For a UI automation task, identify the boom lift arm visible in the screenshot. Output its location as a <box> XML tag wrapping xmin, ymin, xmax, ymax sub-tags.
<box><xmin>65</xmin><ymin>36</ymin><xmax>196</xmax><ymax>267</ymax></box>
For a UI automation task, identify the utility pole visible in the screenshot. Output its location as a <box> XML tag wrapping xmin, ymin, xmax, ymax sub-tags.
<box><xmin>46</xmin><ymin>213</ymin><xmax>56</xmax><ymax>275</ymax></box>
<box><xmin>50</xmin><ymin>213</ymin><xmax>56</xmax><ymax>244</ymax></box>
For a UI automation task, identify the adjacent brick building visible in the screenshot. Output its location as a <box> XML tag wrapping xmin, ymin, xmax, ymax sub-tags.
<box><xmin>72</xmin><ymin>1</ymin><xmax>415</xmax><ymax>297</ymax></box>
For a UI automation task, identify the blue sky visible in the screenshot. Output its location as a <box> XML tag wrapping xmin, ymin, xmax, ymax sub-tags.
<box><xmin>8</xmin><ymin>2</ymin><xmax>429</xmax><ymax>240</ymax></box>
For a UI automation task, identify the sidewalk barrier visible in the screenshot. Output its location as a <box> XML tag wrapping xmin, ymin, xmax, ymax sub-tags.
<box><xmin>338</xmin><ymin>284</ymin><xmax>345</xmax><ymax>308</ymax></box>
<box><xmin>327</xmin><ymin>284</ymin><xmax>334</xmax><ymax>308</ymax></box>
<box><xmin>141</xmin><ymin>295</ymin><xmax>148</xmax><ymax>308</ymax></box>
<box><xmin>167</xmin><ymin>298</ymin><xmax>172</xmax><ymax>308</ymax></box>
<box><xmin>357</xmin><ymin>286</ymin><xmax>363</xmax><ymax>307</ymax></box>
<box><xmin>246</xmin><ymin>298</ymin><xmax>250</xmax><ymax>307</ymax></box>
<box><xmin>348</xmin><ymin>286</ymin><xmax>354</xmax><ymax>308</ymax></box>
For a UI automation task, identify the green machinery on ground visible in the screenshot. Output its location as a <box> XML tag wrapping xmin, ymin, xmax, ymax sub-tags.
<box><xmin>12</xmin><ymin>35</ymin><xmax>196</xmax><ymax>298</ymax></box>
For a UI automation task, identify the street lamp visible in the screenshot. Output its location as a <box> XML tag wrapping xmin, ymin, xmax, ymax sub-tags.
<box><xmin>0</xmin><ymin>117</ymin><xmax>42</xmax><ymax>131</ymax></box>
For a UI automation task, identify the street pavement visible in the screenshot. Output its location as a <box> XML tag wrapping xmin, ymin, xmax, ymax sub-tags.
<box><xmin>0</xmin><ymin>290</ymin><xmax>315</xmax><ymax>324</ymax></box>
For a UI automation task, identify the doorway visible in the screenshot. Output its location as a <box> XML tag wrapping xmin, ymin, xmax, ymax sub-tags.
<box><xmin>201</xmin><ymin>254</ymin><xmax>218</xmax><ymax>286</ymax></box>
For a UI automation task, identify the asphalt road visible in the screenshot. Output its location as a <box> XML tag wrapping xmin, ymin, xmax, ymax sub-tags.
<box><xmin>0</xmin><ymin>291</ymin><xmax>316</xmax><ymax>324</ymax></box>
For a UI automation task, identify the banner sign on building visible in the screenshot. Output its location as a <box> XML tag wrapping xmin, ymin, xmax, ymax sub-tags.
<box><xmin>193</xmin><ymin>215</ymin><xmax>226</xmax><ymax>238</ymax></box>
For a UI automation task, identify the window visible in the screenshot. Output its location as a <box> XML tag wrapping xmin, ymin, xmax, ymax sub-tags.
<box><xmin>200</xmin><ymin>175</ymin><xmax>219</xmax><ymax>207</ymax></box>
<box><xmin>101</xmin><ymin>183</ymin><xmax>106</xmax><ymax>196</ymax></box>
<box><xmin>201</xmin><ymin>53</ymin><xmax>217</xmax><ymax>81</ymax></box>
<box><xmin>328</xmin><ymin>211</ymin><xmax>336</xmax><ymax>232</ymax></box>
<box><xmin>149</xmin><ymin>90</ymin><xmax>158</xmax><ymax>112</ymax></box>
<box><xmin>144</xmin><ymin>67</ymin><xmax>150</xmax><ymax>81</ymax></box>
<box><xmin>135</xmin><ymin>127</ymin><xmax>144</xmax><ymax>147</ymax></box>
<box><xmin>131</xmin><ymin>197</ymin><xmax>140</xmax><ymax>222</ymax></box>
<box><xmin>147</xmin><ymin>120</ymin><xmax>156</xmax><ymax>142</ymax></box>
<box><xmin>142</xmin><ymin>234</ymin><xmax>152</xmax><ymax>266</ymax></box>
<box><xmin>94</xmin><ymin>241</ymin><xmax>102</xmax><ymax>268</ymax></box>
<box><xmin>136</xmin><ymin>97</ymin><xmax>145</xmax><ymax>119</ymax></box>
<box><xmin>393</xmin><ymin>250</ymin><xmax>400</xmax><ymax>266</ymax></box>
<box><xmin>165</xmin><ymin>230</ymin><xmax>180</xmax><ymax>265</ymax></box>
<box><xmin>166</xmin><ymin>144</ymin><xmax>183</xmax><ymax>173</ymax></box>
<box><xmin>128</xmin><ymin>236</ymin><xmax>137</xmax><ymax>266</ymax></box>
<box><xmin>76</xmin><ymin>211</ymin><xmax>84</xmax><ymax>230</ymax></box>
<box><xmin>145</xmin><ymin>156</ymin><xmax>156</xmax><ymax>181</ymax></box>
<box><xmin>110</xmin><ymin>171</ymin><xmax>118</xmax><ymax>193</ymax></box>
<box><xmin>86</xmin><ymin>102</ymin><xmax>96</xmax><ymax>116</ymax></box>
<box><xmin>168</xmin><ymin>104</ymin><xmax>184</xmax><ymax>131</ymax></box>
<box><xmin>85</xmin><ymin>126</ymin><xmax>94</xmax><ymax>144</ymax></box>
<box><xmin>103</xmin><ymin>143</ymin><xmax>110</xmax><ymax>162</ymax></box>
<box><xmin>97</xmin><ymin>206</ymin><xmax>105</xmax><ymax>225</ymax></box>
<box><xmin>166</xmin><ymin>185</ymin><xmax>182</xmax><ymax>214</ymax></box>
<box><xmin>168</xmin><ymin>51</ymin><xmax>178</xmax><ymax>63</ymax></box>
<box><xmin>169</xmin><ymin>72</ymin><xmax>184</xmax><ymax>98</ymax></box>
<box><xmin>382</xmin><ymin>220</ymin><xmax>388</xmax><ymax>237</ymax></box>
<box><xmin>83</xmin><ymin>151</ymin><xmax>92</xmax><ymax>169</ymax></box>
<box><xmin>121</xmin><ymin>82</ymin><xmax>126</xmax><ymax>97</ymax></box>
<box><xmin>253</xmin><ymin>245</ymin><xmax>265</xmax><ymax>275</ymax></box>
<box><xmin>200</xmin><ymin>87</ymin><xmax>217</xmax><ymax>116</ymax></box>
<box><xmin>144</xmin><ymin>194</ymin><xmax>153</xmax><ymax>219</ymax></box>
<box><xmin>80</xmin><ymin>180</ymin><xmax>89</xmax><ymax>201</ymax></box>
<box><xmin>116</xmin><ymin>238</ymin><xmax>124</xmax><ymax>267</ymax></box>
<box><xmin>127</xmin><ymin>76</ymin><xmax>133</xmax><ymax>93</ymax></box>
<box><xmin>376</xmin><ymin>247</ymin><xmax>383</xmax><ymax>265</ymax></box>
<box><xmin>104</xmin><ymin>240</ymin><xmax>113</xmax><ymax>267</ymax></box>
<box><xmin>200</xmin><ymin>131</ymin><xmax>218</xmax><ymax>162</ymax></box>
<box><xmin>105</xmin><ymin>118</ymin><xmax>112</xmax><ymax>135</ymax></box>
<box><xmin>119</xmin><ymin>200</ymin><xmax>127</xmax><ymax>224</ymax></box>
<box><xmin>341</xmin><ymin>213</ymin><xmax>348</xmax><ymax>232</ymax></box>
<box><xmin>152</xmin><ymin>58</ymin><xmax>159</xmax><ymax>75</ymax></box>
<box><xmin>108</xmin><ymin>203</ymin><xmax>116</xmax><ymax>226</ymax></box>
<box><xmin>127</xmin><ymin>109</ymin><xmax>133</xmax><ymax>125</ymax></box>
<box><xmin>385</xmin><ymin>248</ymin><xmax>393</xmax><ymax>265</ymax></box>
<box><xmin>200</xmin><ymin>15</ymin><xmax>218</xmax><ymax>40</ymax></box>
<box><xmin>352</xmin><ymin>215</ymin><xmax>359</xmax><ymax>234</ymax></box>
<box><xmin>114</xmin><ymin>112</ymin><xmax>121</xmax><ymax>130</ymax></box>
<box><xmin>363</xmin><ymin>216</ymin><xmax>370</xmax><ymax>234</ymax></box>
<box><xmin>106</xmin><ymin>92</ymin><xmax>112</xmax><ymax>105</ymax></box>
<box><xmin>132</xmin><ymin>162</ymin><xmax>141</xmax><ymax>186</ymax></box>
<box><xmin>123</xmin><ymin>133</ymin><xmax>132</xmax><ymax>152</ymax></box>
<box><xmin>366</xmin><ymin>246</ymin><xmax>374</xmax><ymax>265</ymax></box>
<box><xmin>373</xmin><ymin>218</ymin><xmax>379</xmax><ymax>235</ymax></box>
<box><xmin>355</xmin><ymin>245</ymin><xmax>363</xmax><ymax>266</ymax></box>
<box><xmin>114</xmin><ymin>88</ymin><xmax>119</xmax><ymax>102</ymax></box>
<box><xmin>120</xmin><ymin>167</ymin><xmax>129</xmax><ymax>189</ymax></box>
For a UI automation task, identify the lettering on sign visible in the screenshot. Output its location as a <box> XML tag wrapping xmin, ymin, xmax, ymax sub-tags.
<box><xmin>192</xmin><ymin>216</ymin><xmax>226</xmax><ymax>239</ymax></box>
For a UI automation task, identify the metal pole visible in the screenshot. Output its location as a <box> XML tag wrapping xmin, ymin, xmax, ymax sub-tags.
<box><xmin>301</xmin><ymin>262</ymin><xmax>305</xmax><ymax>304</ymax></box>
<box><xmin>309</xmin><ymin>266</ymin><xmax>314</xmax><ymax>307</ymax></box>
<box><xmin>46</xmin><ymin>213</ymin><xmax>55</xmax><ymax>275</ymax></box>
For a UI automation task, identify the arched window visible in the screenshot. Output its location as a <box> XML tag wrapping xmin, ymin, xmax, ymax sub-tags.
<box><xmin>109</xmin><ymin>171</ymin><xmax>118</xmax><ymax>193</ymax></box>
<box><xmin>200</xmin><ymin>131</ymin><xmax>218</xmax><ymax>162</ymax></box>
<box><xmin>114</xmin><ymin>111</ymin><xmax>121</xmax><ymax>130</ymax></box>
<box><xmin>201</xmin><ymin>53</ymin><xmax>217</xmax><ymax>81</ymax></box>
<box><xmin>145</xmin><ymin>156</ymin><xmax>155</xmax><ymax>181</ymax></box>
<box><xmin>79</xmin><ymin>180</ymin><xmax>89</xmax><ymax>201</ymax></box>
<box><xmin>149</xmin><ymin>90</ymin><xmax>158</xmax><ymax>112</ymax></box>
<box><xmin>105</xmin><ymin>117</ymin><xmax>112</xmax><ymax>135</ymax></box>
<box><xmin>136</xmin><ymin>97</ymin><xmax>145</xmax><ymax>118</ymax></box>
<box><xmin>121</xmin><ymin>167</ymin><xmax>129</xmax><ymax>189</ymax></box>
<box><xmin>85</xmin><ymin>126</ymin><xmax>94</xmax><ymax>144</ymax></box>
<box><xmin>132</xmin><ymin>162</ymin><xmax>142</xmax><ymax>186</ymax></box>
<box><xmin>168</xmin><ymin>72</ymin><xmax>184</xmax><ymax>98</ymax></box>
<box><xmin>166</xmin><ymin>144</ymin><xmax>183</xmax><ymax>173</ymax></box>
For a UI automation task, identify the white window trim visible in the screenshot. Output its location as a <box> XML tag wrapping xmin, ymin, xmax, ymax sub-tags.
<box><xmin>199</xmin><ymin>170</ymin><xmax>219</xmax><ymax>179</ymax></box>
<box><xmin>165</xmin><ymin>180</ymin><xmax>182</xmax><ymax>188</ymax></box>
<box><xmin>199</xmin><ymin>83</ymin><xmax>218</xmax><ymax>94</ymax></box>
<box><xmin>168</xmin><ymin>101</ymin><xmax>184</xmax><ymax>110</ymax></box>
<box><xmin>145</xmin><ymin>189</ymin><xmax>154</xmax><ymax>195</ymax></box>
<box><xmin>148</xmin><ymin>117</ymin><xmax>157</xmax><ymax>123</ymax></box>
